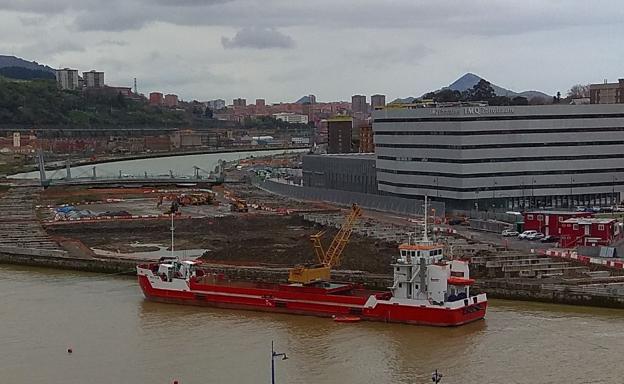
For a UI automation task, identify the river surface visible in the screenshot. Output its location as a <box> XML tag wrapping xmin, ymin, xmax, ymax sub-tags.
<box><xmin>1</xmin><ymin>265</ymin><xmax>623</xmax><ymax>384</ymax></box>
<box><xmin>11</xmin><ymin>149</ymin><xmax>306</xmax><ymax>180</ymax></box>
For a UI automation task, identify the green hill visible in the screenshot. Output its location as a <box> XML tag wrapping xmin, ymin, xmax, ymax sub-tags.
<box><xmin>0</xmin><ymin>77</ymin><xmax>188</xmax><ymax>127</ymax></box>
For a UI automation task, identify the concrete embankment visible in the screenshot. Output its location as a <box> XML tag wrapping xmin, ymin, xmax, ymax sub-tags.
<box><xmin>0</xmin><ymin>249</ymin><xmax>138</xmax><ymax>274</ymax></box>
<box><xmin>474</xmin><ymin>280</ymin><xmax>624</xmax><ymax>309</ymax></box>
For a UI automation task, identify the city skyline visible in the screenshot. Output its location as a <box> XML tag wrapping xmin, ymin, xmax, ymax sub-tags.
<box><xmin>1</xmin><ymin>1</ymin><xmax>623</xmax><ymax>102</ymax></box>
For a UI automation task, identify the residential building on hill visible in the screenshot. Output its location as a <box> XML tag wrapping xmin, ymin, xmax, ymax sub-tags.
<box><xmin>164</xmin><ymin>94</ymin><xmax>179</xmax><ymax>108</ymax></box>
<box><xmin>273</xmin><ymin>112</ymin><xmax>308</xmax><ymax>124</ymax></box>
<box><xmin>371</xmin><ymin>94</ymin><xmax>386</xmax><ymax>109</ymax></box>
<box><xmin>55</xmin><ymin>68</ymin><xmax>79</xmax><ymax>90</ymax></box>
<box><xmin>83</xmin><ymin>70</ymin><xmax>104</xmax><ymax>88</ymax></box>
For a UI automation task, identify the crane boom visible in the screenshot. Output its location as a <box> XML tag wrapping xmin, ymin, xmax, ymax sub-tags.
<box><xmin>323</xmin><ymin>204</ymin><xmax>362</xmax><ymax>268</ymax></box>
<box><xmin>289</xmin><ymin>204</ymin><xmax>363</xmax><ymax>284</ymax></box>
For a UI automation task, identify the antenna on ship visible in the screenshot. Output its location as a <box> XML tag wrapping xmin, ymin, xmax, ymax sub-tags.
<box><xmin>423</xmin><ymin>195</ymin><xmax>429</xmax><ymax>242</ymax></box>
<box><xmin>170</xmin><ymin>212</ymin><xmax>175</xmax><ymax>260</ymax></box>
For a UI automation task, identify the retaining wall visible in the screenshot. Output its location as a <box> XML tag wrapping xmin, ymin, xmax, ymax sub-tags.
<box><xmin>256</xmin><ymin>179</ymin><xmax>445</xmax><ymax>217</ymax></box>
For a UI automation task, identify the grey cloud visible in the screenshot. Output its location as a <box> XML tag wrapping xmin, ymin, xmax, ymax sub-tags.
<box><xmin>221</xmin><ymin>27</ymin><xmax>294</xmax><ymax>49</ymax></box>
<box><xmin>5</xmin><ymin>0</ymin><xmax>622</xmax><ymax>35</ymax></box>
<box><xmin>97</xmin><ymin>40</ymin><xmax>128</xmax><ymax>47</ymax></box>
<box><xmin>18</xmin><ymin>15</ymin><xmax>46</xmax><ymax>26</ymax></box>
<box><xmin>357</xmin><ymin>44</ymin><xmax>433</xmax><ymax>68</ymax></box>
<box><xmin>150</xmin><ymin>0</ymin><xmax>231</xmax><ymax>6</ymax></box>
<box><xmin>21</xmin><ymin>40</ymin><xmax>85</xmax><ymax>56</ymax></box>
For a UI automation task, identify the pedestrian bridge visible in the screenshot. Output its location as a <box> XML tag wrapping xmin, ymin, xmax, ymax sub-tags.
<box><xmin>33</xmin><ymin>151</ymin><xmax>232</xmax><ymax>187</ymax></box>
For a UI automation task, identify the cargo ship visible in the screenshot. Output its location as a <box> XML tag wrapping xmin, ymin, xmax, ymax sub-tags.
<box><xmin>137</xmin><ymin>201</ymin><xmax>487</xmax><ymax>326</ymax></box>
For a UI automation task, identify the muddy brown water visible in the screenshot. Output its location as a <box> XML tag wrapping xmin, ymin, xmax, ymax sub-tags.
<box><xmin>1</xmin><ymin>264</ymin><xmax>623</xmax><ymax>384</ymax></box>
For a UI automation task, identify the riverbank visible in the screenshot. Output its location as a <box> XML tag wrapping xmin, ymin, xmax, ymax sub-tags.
<box><xmin>5</xmin><ymin>145</ymin><xmax>309</xmax><ymax>177</ymax></box>
<box><xmin>40</xmin><ymin>145</ymin><xmax>310</xmax><ymax>173</ymax></box>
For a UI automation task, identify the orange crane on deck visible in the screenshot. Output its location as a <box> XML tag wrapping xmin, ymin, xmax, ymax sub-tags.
<box><xmin>288</xmin><ymin>204</ymin><xmax>363</xmax><ymax>284</ymax></box>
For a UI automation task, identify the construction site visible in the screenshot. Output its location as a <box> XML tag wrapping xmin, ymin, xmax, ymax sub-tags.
<box><xmin>2</xmin><ymin>152</ymin><xmax>624</xmax><ymax>308</ymax></box>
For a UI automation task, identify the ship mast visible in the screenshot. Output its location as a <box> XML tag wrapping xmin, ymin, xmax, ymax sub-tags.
<box><xmin>170</xmin><ymin>212</ymin><xmax>175</xmax><ymax>260</ymax></box>
<box><xmin>423</xmin><ymin>195</ymin><xmax>429</xmax><ymax>242</ymax></box>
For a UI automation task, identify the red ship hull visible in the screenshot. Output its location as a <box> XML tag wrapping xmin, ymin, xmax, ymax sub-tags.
<box><xmin>137</xmin><ymin>272</ymin><xmax>487</xmax><ymax>327</ymax></box>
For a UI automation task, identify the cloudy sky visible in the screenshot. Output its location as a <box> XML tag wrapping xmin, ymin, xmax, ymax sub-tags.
<box><xmin>1</xmin><ymin>0</ymin><xmax>623</xmax><ymax>103</ymax></box>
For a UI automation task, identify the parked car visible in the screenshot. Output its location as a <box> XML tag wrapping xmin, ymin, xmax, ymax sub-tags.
<box><xmin>540</xmin><ymin>235</ymin><xmax>559</xmax><ymax>243</ymax></box>
<box><xmin>518</xmin><ymin>230</ymin><xmax>538</xmax><ymax>239</ymax></box>
<box><xmin>502</xmin><ymin>229</ymin><xmax>519</xmax><ymax>237</ymax></box>
<box><xmin>526</xmin><ymin>232</ymin><xmax>545</xmax><ymax>240</ymax></box>
<box><xmin>448</xmin><ymin>218</ymin><xmax>464</xmax><ymax>226</ymax></box>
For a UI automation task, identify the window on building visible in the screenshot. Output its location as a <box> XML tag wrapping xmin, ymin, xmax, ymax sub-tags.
<box><xmin>573</xmin><ymin>224</ymin><xmax>579</xmax><ymax>230</ymax></box>
<box><xmin>599</xmin><ymin>224</ymin><xmax>605</xmax><ymax>231</ymax></box>
<box><xmin>537</xmin><ymin>215</ymin><xmax>543</xmax><ymax>221</ymax></box>
<box><xmin>527</xmin><ymin>214</ymin><xmax>534</xmax><ymax>220</ymax></box>
<box><xmin>559</xmin><ymin>216</ymin><xmax>563</xmax><ymax>222</ymax></box>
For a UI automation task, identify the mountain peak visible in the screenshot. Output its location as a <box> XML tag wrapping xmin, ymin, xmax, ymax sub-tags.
<box><xmin>445</xmin><ymin>72</ymin><xmax>550</xmax><ymax>99</ymax></box>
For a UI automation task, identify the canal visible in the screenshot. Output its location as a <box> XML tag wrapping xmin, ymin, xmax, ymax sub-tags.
<box><xmin>1</xmin><ymin>265</ymin><xmax>622</xmax><ymax>384</ymax></box>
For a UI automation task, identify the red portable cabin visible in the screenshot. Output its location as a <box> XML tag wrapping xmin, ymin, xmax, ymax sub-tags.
<box><xmin>522</xmin><ymin>211</ymin><xmax>593</xmax><ymax>236</ymax></box>
<box><xmin>559</xmin><ymin>218</ymin><xmax>621</xmax><ymax>247</ymax></box>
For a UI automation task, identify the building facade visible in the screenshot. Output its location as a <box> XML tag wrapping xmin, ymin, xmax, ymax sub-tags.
<box><xmin>522</xmin><ymin>211</ymin><xmax>593</xmax><ymax>236</ymax></box>
<box><xmin>164</xmin><ymin>94</ymin><xmax>179</xmax><ymax>108</ymax></box>
<box><xmin>351</xmin><ymin>95</ymin><xmax>367</xmax><ymax>114</ymax></box>
<box><xmin>55</xmin><ymin>68</ymin><xmax>79</xmax><ymax>90</ymax></box>
<box><xmin>302</xmin><ymin>154</ymin><xmax>378</xmax><ymax>194</ymax></box>
<box><xmin>371</xmin><ymin>94</ymin><xmax>386</xmax><ymax>109</ymax></box>
<box><xmin>149</xmin><ymin>92</ymin><xmax>164</xmax><ymax>106</ymax></box>
<box><xmin>590</xmin><ymin>79</ymin><xmax>624</xmax><ymax>104</ymax></box>
<box><xmin>327</xmin><ymin>117</ymin><xmax>353</xmax><ymax>154</ymax></box>
<box><xmin>373</xmin><ymin>104</ymin><xmax>624</xmax><ymax>209</ymax></box>
<box><xmin>273</xmin><ymin>112</ymin><xmax>309</xmax><ymax>124</ymax></box>
<box><xmin>560</xmin><ymin>218</ymin><xmax>620</xmax><ymax>247</ymax></box>
<box><xmin>206</xmin><ymin>99</ymin><xmax>226</xmax><ymax>110</ymax></box>
<box><xmin>233</xmin><ymin>98</ymin><xmax>247</xmax><ymax>107</ymax></box>
<box><xmin>83</xmin><ymin>70</ymin><xmax>104</xmax><ymax>88</ymax></box>
<box><xmin>359</xmin><ymin>122</ymin><xmax>374</xmax><ymax>153</ymax></box>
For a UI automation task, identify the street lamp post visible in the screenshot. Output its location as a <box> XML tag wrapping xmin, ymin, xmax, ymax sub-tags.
<box><xmin>492</xmin><ymin>179</ymin><xmax>497</xmax><ymax>199</ymax></box>
<box><xmin>613</xmin><ymin>176</ymin><xmax>617</xmax><ymax>206</ymax></box>
<box><xmin>570</xmin><ymin>176</ymin><xmax>575</xmax><ymax>207</ymax></box>
<box><xmin>432</xmin><ymin>369</ymin><xmax>443</xmax><ymax>383</ymax></box>
<box><xmin>271</xmin><ymin>341</ymin><xmax>288</xmax><ymax>384</ymax></box>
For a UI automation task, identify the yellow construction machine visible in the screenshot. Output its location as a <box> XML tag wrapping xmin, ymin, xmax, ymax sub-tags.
<box><xmin>288</xmin><ymin>204</ymin><xmax>363</xmax><ymax>284</ymax></box>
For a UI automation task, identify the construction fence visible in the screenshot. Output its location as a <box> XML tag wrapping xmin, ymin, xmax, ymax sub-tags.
<box><xmin>255</xmin><ymin>179</ymin><xmax>445</xmax><ymax>217</ymax></box>
<box><xmin>451</xmin><ymin>209</ymin><xmax>522</xmax><ymax>224</ymax></box>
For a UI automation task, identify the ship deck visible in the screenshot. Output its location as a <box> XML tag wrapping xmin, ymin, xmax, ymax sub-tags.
<box><xmin>191</xmin><ymin>274</ymin><xmax>386</xmax><ymax>299</ymax></box>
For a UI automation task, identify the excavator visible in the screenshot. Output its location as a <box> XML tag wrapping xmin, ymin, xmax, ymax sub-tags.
<box><xmin>288</xmin><ymin>204</ymin><xmax>363</xmax><ymax>284</ymax></box>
